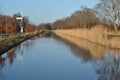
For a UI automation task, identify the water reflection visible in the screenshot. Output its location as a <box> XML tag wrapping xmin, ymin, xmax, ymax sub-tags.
<box><xmin>0</xmin><ymin>56</ymin><xmax>5</xmax><ymax>69</ymax></box>
<box><xmin>0</xmin><ymin>32</ymin><xmax>120</xmax><ymax>80</ymax></box>
<box><xmin>93</xmin><ymin>51</ymin><xmax>120</xmax><ymax>80</ymax></box>
<box><xmin>0</xmin><ymin>49</ymin><xmax>15</xmax><ymax>80</ymax></box>
<box><xmin>0</xmin><ymin>37</ymin><xmax>39</xmax><ymax>80</ymax></box>
<box><xmin>53</xmin><ymin>33</ymin><xmax>120</xmax><ymax>80</ymax></box>
<box><xmin>0</xmin><ymin>32</ymin><xmax>52</xmax><ymax>80</ymax></box>
<box><xmin>7</xmin><ymin>49</ymin><xmax>16</xmax><ymax>65</ymax></box>
<box><xmin>0</xmin><ymin>32</ymin><xmax>51</xmax><ymax>69</ymax></box>
<box><xmin>53</xmin><ymin>35</ymin><xmax>93</xmax><ymax>62</ymax></box>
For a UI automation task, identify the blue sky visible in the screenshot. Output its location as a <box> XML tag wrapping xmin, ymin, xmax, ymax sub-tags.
<box><xmin>1</xmin><ymin>0</ymin><xmax>98</xmax><ymax>25</ymax></box>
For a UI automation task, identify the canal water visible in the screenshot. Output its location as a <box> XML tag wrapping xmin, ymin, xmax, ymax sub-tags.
<box><xmin>0</xmin><ymin>33</ymin><xmax>120</xmax><ymax>80</ymax></box>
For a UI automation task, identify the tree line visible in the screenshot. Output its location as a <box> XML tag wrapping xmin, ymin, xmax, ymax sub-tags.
<box><xmin>0</xmin><ymin>13</ymin><xmax>41</xmax><ymax>34</ymax></box>
<box><xmin>52</xmin><ymin>7</ymin><xmax>98</xmax><ymax>30</ymax></box>
<box><xmin>52</xmin><ymin>0</ymin><xmax>120</xmax><ymax>31</ymax></box>
<box><xmin>0</xmin><ymin>0</ymin><xmax>120</xmax><ymax>33</ymax></box>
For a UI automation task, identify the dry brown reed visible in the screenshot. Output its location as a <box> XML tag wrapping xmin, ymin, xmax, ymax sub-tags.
<box><xmin>54</xmin><ymin>28</ymin><xmax>120</xmax><ymax>60</ymax></box>
<box><xmin>54</xmin><ymin>25</ymin><xmax>120</xmax><ymax>49</ymax></box>
<box><xmin>55</xmin><ymin>32</ymin><xmax>107</xmax><ymax>60</ymax></box>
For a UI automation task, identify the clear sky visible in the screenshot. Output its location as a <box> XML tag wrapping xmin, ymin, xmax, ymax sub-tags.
<box><xmin>1</xmin><ymin>0</ymin><xmax>98</xmax><ymax>25</ymax></box>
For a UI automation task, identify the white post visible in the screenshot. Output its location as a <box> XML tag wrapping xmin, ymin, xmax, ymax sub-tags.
<box><xmin>16</xmin><ymin>17</ymin><xmax>24</xmax><ymax>33</ymax></box>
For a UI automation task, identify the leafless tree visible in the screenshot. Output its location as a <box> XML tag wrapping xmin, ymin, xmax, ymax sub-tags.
<box><xmin>95</xmin><ymin>0</ymin><xmax>120</xmax><ymax>31</ymax></box>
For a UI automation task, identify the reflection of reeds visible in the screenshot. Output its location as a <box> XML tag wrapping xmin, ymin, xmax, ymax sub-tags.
<box><xmin>54</xmin><ymin>32</ymin><xmax>106</xmax><ymax>60</ymax></box>
<box><xmin>54</xmin><ymin>25</ymin><xmax>120</xmax><ymax>60</ymax></box>
<box><xmin>54</xmin><ymin>25</ymin><xmax>120</xmax><ymax>49</ymax></box>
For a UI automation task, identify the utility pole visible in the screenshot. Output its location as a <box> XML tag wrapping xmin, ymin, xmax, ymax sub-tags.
<box><xmin>5</xmin><ymin>16</ymin><xmax>7</xmax><ymax>35</ymax></box>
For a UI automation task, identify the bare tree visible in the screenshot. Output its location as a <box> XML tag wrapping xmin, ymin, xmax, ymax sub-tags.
<box><xmin>52</xmin><ymin>7</ymin><xmax>98</xmax><ymax>30</ymax></box>
<box><xmin>95</xmin><ymin>0</ymin><xmax>120</xmax><ymax>31</ymax></box>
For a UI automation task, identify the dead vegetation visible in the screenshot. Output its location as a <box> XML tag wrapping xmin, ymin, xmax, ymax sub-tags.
<box><xmin>54</xmin><ymin>25</ymin><xmax>120</xmax><ymax>49</ymax></box>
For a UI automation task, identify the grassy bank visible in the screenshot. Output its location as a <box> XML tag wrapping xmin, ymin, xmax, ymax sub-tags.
<box><xmin>0</xmin><ymin>31</ymin><xmax>41</xmax><ymax>55</ymax></box>
<box><xmin>54</xmin><ymin>25</ymin><xmax>120</xmax><ymax>49</ymax></box>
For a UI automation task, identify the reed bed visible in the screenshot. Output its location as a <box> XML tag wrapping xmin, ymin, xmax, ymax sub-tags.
<box><xmin>56</xmin><ymin>32</ymin><xmax>107</xmax><ymax>60</ymax></box>
<box><xmin>54</xmin><ymin>25</ymin><xmax>120</xmax><ymax>49</ymax></box>
<box><xmin>55</xmin><ymin>31</ymin><xmax>120</xmax><ymax>60</ymax></box>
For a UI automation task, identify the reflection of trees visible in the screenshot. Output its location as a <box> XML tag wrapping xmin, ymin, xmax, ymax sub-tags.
<box><xmin>0</xmin><ymin>56</ymin><xmax>5</xmax><ymax>69</ymax></box>
<box><xmin>0</xmin><ymin>56</ymin><xmax>6</xmax><ymax>80</ymax></box>
<box><xmin>0</xmin><ymin>34</ymin><xmax>49</xmax><ymax>79</ymax></box>
<box><xmin>7</xmin><ymin>49</ymin><xmax>16</xmax><ymax>65</ymax></box>
<box><xmin>2</xmin><ymin>35</ymin><xmax>42</xmax><ymax>67</ymax></box>
<box><xmin>70</xmin><ymin>45</ymin><xmax>92</xmax><ymax>62</ymax></box>
<box><xmin>93</xmin><ymin>51</ymin><xmax>120</xmax><ymax>80</ymax></box>
<box><xmin>53</xmin><ymin>33</ymin><xmax>120</xmax><ymax>80</ymax></box>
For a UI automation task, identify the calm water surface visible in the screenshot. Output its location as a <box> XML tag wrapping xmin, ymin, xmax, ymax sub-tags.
<box><xmin>0</xmin><ymin>34</ymin><xmax>120</xmax><ymax>80</ymax></box>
